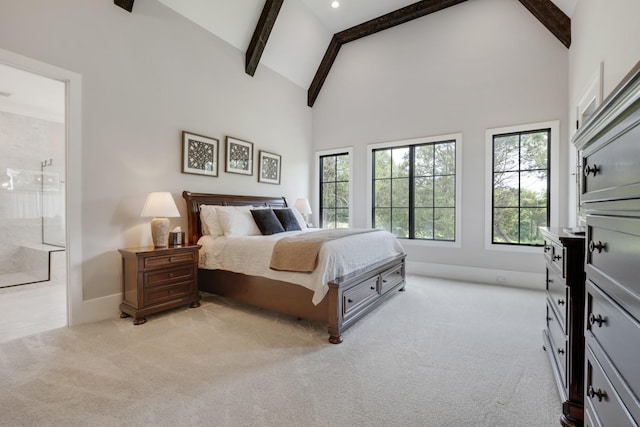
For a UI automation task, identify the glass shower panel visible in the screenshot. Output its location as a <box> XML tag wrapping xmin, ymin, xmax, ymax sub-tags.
<box><xmin>0</xmin><ymin>63</ymin><xmax>65</xmax><ymax>287</ymax></box>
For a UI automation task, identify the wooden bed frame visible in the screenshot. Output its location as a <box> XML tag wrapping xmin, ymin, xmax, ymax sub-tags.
<box><xmin>182</xmin><ymin>191</ymin><xmax>406</xmax><ymax>343</ymax></box>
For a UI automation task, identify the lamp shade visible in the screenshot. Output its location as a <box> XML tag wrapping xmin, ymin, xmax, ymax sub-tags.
<box><xmin>294</xmin><ymin>198</ymin><xmax>312</xmax><ymax>215</ymax></box>
<box><xmin>140</xmin><ymin>192</ymin><xmax>180</xmax><ymax>218</ymax></box>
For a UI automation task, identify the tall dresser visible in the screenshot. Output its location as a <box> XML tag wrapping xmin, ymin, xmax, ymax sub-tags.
<box><xmin>573</xmin><ymin>62</ymin><xmax>640</xmax><ymax>426</ymax></box>
<box><xmin>541</xmin><ymin>227</ymin><xmax>586</xmax><ymax>427</ymax></box>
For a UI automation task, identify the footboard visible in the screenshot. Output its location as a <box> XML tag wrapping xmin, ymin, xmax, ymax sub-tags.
<box><xmin>326</xmin><ymin>254</ymin><xmax>406</xmax><ymax>344</ymax></box>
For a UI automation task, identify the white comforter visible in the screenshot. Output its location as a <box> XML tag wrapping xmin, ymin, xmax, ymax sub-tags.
<box><xmin>198</xmin><ymin>229</ymin><xmax>405</xmax><ymax>305</ymax></box>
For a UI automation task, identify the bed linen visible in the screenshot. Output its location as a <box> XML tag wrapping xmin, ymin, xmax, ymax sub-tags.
<box><xmin>198</xmin><ymin>229</ymin><xmax>405</xmax><ymax>305</ymax></box>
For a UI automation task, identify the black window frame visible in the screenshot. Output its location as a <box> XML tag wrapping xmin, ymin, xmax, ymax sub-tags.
<box><xmin>491</xmin><ymin>128</ymin><xmax>551</xmax><ymax>247</ymax></box>
<box><xmin>371</xmin><ymin>140</ymin><xmax>456</xmax><ymax>241</ymax></box>
<box><xmin>319</xmin><ymin>152</ymin><xmax>350</xmax><ymax>229</ymax></box>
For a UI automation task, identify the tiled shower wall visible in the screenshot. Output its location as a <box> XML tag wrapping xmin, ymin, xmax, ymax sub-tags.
<box><xmin>0</xmin><ymin>110</ymin><xmax>65</xmax><ymax>275</ymax></box>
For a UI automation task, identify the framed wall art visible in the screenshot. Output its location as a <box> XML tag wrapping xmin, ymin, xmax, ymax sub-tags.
<box><xmin>258</xmin><ymin>150</ymin><xmax>281</xmax><ymax>185</ymax></box>
<box><xmin>225</xmin><ymin>136</ymin><xmax>253</xmax><ymax>175</ymax></box>
<box><xmin>181</xmin><ymin>131</ymin><xmax>219</xmax><ymax>177</ymax></box>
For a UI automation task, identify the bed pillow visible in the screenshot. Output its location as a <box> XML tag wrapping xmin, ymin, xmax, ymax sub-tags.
<box><xmin>217</xmin><ymin>205</ymin><xmax>262</xmax><ymax>237</ymax></box>
<box><xmin>291</xmin><ymin>207</ymin><xmax>308</xmax><ymax>229</ymax></box>
<box><xmin>200</xmin><ymin>205</ymin><xmax>223</xmax><ymax>237</ymax></box>
<box><xmin>273</xmin><ymin>208</ymin><xmax>302</xmax><ymax>231</ymax></box>
<box><xmin>251</xmin><ymin>209</ymin><xmax>285</xmax><ymax>235</ymax></box>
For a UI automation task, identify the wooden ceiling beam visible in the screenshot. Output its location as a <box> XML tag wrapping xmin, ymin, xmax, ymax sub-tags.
<box><xmin>114</xmin><ymin>0</ymin><xmax>134</xmax><ymax>13</ymax></box>
<box><xmin>307</xmin><ymin>0</ymin><xmax>467</xmax><ymax>107</ymax></box>
<box><xmin>246</xmin><ymin>0</ymin><xmax>284</xmax><ymax>77</ymax></box>
<box><xmin>518</xmin><ymin>0</ymin><xmax>571</xmax><ymax>48</ymax></box>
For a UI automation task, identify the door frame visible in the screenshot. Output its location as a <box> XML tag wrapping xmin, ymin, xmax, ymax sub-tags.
<box><xmin>0</xmin><ymin>48</ymin><xmax>82</xmax><ymax>326</ymax></box>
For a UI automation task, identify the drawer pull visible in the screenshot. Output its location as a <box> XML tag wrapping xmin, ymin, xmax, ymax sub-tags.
<box><xmin>544</xmin><ymin>245</ymin><xmax>551</xmax><ymax>253</ymax></box>
<box><xmin>588</xmin><ymin>313</ymin><xmax>606</xmax><ymax>327</ymax></box>
<box><xmin>371</xmin><ymin>286</ymin><xmax>376</xmax><ymax>290</ymax></box>
<box><xmin>557</xmin><ymin>348</ymin><xmax>565</xmax><ymax>355</ymax></box>
<box><xmin>546</xmin><ymin>316</ymin><xmax>553</xmax><ymax>322</ymax></box>
<box><xmin>588</xmin><ymin>240</ymin><xmax>606</xmax><ymax>253</ymax></box>
<box><xmin>557</xmin><ymin>299</ymin><xmax>565</xmax><ymax>306</ymax></box>
<box><xmin>553</xmin><ymin>254</ymin><xmax>562</xmax><ymax>261</ymax></box>
<box><xmin>347</xmin><ymin>298</ymin><xmax>353</xmax><ymax>303</ymax></box>
<box><xmin>584</xmin><ymin>164</ymin><xmax>600</xmax><ymax>177</ymax></box>
<box><xmin>587</xmin><ymin>385</ymin><xmax>607</xmax><ymax>401</ymax></box>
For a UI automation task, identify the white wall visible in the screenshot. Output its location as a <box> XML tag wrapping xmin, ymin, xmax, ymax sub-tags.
<box><xmin>311</xmin><ymin>0</ymin><xmax>569</xmax><ymax>287</ymax></box>
<box><xmin>0</xmin><ymin>0</ymin><xmax>312</xmax><ymax>322</ymax></box>
<box><xmin>569</xmin><ymin>0</ymin><xmax>640</xmax><ymax>128</ymax></box>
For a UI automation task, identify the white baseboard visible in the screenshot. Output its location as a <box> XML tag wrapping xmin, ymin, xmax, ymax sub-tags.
<box><xmin>406</xmin><ymin>260</ymin><xmax>545</xmax><ymax>291</ymax></box>
<box><xmin>69</xmin><ymin>293</ymin><xmax>121</xmax><ymax>326</ymax></box>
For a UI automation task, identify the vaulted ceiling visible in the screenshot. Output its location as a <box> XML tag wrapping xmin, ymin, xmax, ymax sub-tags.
<box><xmin>117</xmin><ymin>0</ymin><xmax>577</xmax><ymax>106</ymax></box>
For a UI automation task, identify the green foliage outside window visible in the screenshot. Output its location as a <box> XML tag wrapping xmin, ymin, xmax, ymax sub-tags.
<box><xmin>372</xmin><ymin>141</ymin><xmax>456</xmax><ymax>240</ymax></box>
<box><xmin>320</xmin><ymin>153</ymin><xmax>349</xmax><ymax>228</ymax></box>
<box><xmin>492</xmin><ymin>130</ymin><xmax>550</xmax><ymax>246</ymax></box>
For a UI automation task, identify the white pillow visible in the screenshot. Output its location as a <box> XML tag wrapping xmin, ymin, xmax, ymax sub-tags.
<box><xmin>200</xmin><ymin>205</ymin><xmax>223</xmax><ymax>237</ymax></box>
<box><xmin>292</xmin><ymin>207</ymin><xmax>308</xmax><ymax>229</ymax></box>
<box><xmin>217</xmin><ymin>205</ymin><xmax>262</xmax><ymax>237</ymax></box>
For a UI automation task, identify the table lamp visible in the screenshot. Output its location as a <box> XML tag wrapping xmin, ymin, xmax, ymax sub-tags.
<box><xmin>294</xmin><ymin>198</ymin><xmax>312</xmax><ymax>225</ymax></box>
<box><xmin>140</xmin><ymin>192</ymin><xmax>180</xmax><ymax>247</ymax></box>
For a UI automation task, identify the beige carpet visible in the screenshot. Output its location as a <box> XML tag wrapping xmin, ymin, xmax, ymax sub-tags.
<box><xmin>0</xmin><ymin>276</ymin><xmax>560</xmax><ymax>426</ymax></box>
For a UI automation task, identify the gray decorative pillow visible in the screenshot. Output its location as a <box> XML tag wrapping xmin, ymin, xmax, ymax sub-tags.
<box><xmin>250</xmin><ymin>209</ymin><xmax>285</xmax><ymax>235</ymax></box>
<box><xmin>274</xmin><ymin>208</ymin><xmax>302</xmax><ymax>231</ymax></box>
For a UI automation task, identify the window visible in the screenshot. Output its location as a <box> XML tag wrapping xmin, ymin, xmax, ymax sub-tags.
<box><xmin>370</xmin><ymin>135</ymin><xmax>459</xmax><ymax>241</ymax></box>
<box><xmin>319</xmin><ymin>152</ymin><xmax>350</xmax><ymax>228</ymax></box>
<box><xmin>490</xmin><ymin>127</ymin><xmax>552</xmax><ymax>247</ymax></box>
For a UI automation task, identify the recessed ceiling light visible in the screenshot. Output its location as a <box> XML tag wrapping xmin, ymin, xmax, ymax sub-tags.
<box><xmin>331</xmin><ymin>1</ymin><xmax>340</xmax><ymax>8</ymax></box>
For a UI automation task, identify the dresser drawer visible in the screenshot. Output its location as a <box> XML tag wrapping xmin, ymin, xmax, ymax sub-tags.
<box><xmin>586</xmin><ymin>281</ymin><xmax>640</xmax><ymax>403</ymax></box>
<box><xmin>343</xmin><ymin>276</ymin><xmax>379</xmax><ymax>317</ymax></box>
<box><xmin>586</xmin><ymin>215</ymin><xmax>640</xmax><ymax>319</ymax></box>
<box><xmin>547</xmin><ymin>304</ymin><xmax>567</xmax><ymax>387</ymax></box>
<box><xmin>581</xmin><ymin>120</ymin><xmax>640</xmax><ymax>203</ymax></box>
<box><xmin>144</xmin><ymin>266</ymin><xmax>194</xmax><ymax>288</ymax></box>
<box><xmin>547</xmin><ymin>268</ymin><xmax>567</xmax><ymax>330</ymax></box>
<box><xmin>544</xmin><ymin>239</ymin><xmax>565</xmax><ymax>277</ymax></box>
<box><xmin>585</xmin><ymin>346</ymin><xmax>638</xmax><ymax>427</ymax></box>
<box><xmin>143</xmin><ymin>251</ymin><xmax>197</xmax><ymax>270</ymax></box>
<box><xmin>380</xmin><ymin>263</ymin><xmax>404</xmax><ymax>294</ymax></box>
<box><xmin>145</xmin><ymin>282</ymin><xmax>194</xmax><ymax>305</ymax></box>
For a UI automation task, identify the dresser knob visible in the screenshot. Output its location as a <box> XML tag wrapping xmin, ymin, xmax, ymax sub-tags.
<box><xmin>584</xmin><ymin>164</ymin><xmax>600</xmax><ymax>177</ymax></box>
<box><xmin>347</xmin><ymin>298</ymin><xmax>353</xmax><ymax>303</ymax></box>
<box><xmin>587</xmin><ymin>385</ymin><xmax>607</xmax><ymax>401</ymax></box>
<box><xmin>557</xmin><ymin>348</ymin><xmax>565</xmax><ymax>355</ymax></box>
<box><xmin>589</xmin><ymin>313</ymin><xmax>606</xmax><ymax>327</ymax></box>
<box><xmin>588</xmin><ymin>240</ymin><xmax>606</xmax><ymax>253</ymax></box>
<box><xmin>553</xmin><ymin>254</ymin><xmax>562</xmax><ymax>261</ymax></box>
<box><xmin>557</xmin><ymin>299</ymin><xmax>565</xmax><ymax>306</ymax></box>
<box><xmin>544</xmin><ymin>245</ymin><xmax>551</xmax><ymax>253</ymax></box>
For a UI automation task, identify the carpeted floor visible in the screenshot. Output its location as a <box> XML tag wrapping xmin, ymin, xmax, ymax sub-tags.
<box><xmin>0</xmin><ymin>275</ymin><xmax>560</xmax><ymax>426</ymax></box>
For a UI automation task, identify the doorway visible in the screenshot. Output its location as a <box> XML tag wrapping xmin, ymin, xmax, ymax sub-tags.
<box><xmin>0</xmin><ymin>61</ymin><xmax>68</xmax><ymax>342</ymax></box>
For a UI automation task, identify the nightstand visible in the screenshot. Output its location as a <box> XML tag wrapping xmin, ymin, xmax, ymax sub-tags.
<box><xmin>118</xmin><ymin>244</ymin><xmax>201</xmax><ymax>325</ymax></box>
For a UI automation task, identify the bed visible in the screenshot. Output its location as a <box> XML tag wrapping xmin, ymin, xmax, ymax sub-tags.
<box><xmin>183</xmin><ymin>191</ymin><xmax>406</xmax><ymax>343</ymax></box>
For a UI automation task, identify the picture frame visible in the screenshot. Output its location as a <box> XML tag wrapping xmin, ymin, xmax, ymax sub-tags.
<box><xmin>181</xmin><ymin>131</ymin><xmax>219</xmax><ymax>177</ymax></box>
<box><xmin>258</xmin><ymin>150</ymin><xmax>281</xmax><ymax>185</ymax></box>
<box><xmin>225</xmin><ymin>136</ymin><xmax>254</xmax><ymax>175</ymax></box>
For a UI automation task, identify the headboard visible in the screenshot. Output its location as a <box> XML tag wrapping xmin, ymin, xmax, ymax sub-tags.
<box><xmin>182</xmin><ymin>191</ymin><xmax>288</xmax><ymax>244</ymax></box>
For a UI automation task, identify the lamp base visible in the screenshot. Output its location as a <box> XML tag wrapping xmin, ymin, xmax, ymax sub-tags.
<box><xmin>150</xmin><ymin>217</ymin><xmax>170</xmax><ymax>247</ymax></box>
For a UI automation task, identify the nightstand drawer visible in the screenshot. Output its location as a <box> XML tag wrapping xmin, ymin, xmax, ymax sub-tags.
<box><xmin>145</xmin><ymin>282</ymin><xmax>194</xmax><ymax>305</ymax></box>
<box><xmin>547</xmin><ymin>305</ymin><xmax>567</xmax><ymax>387</ymax></box>
<box><xmin>143</xmin><ymin>252</ymin><xmax>197</xmax><ymax>269</ymax></box>
<box><xmin>144</xmin><ymin>266</ymin><xmax>194</xmax><ymax>288</ymax></box>
<box><xmin>547</xmin><ymin>268</ymin><xmax>567</xmax><ymax>330</ymax></box>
